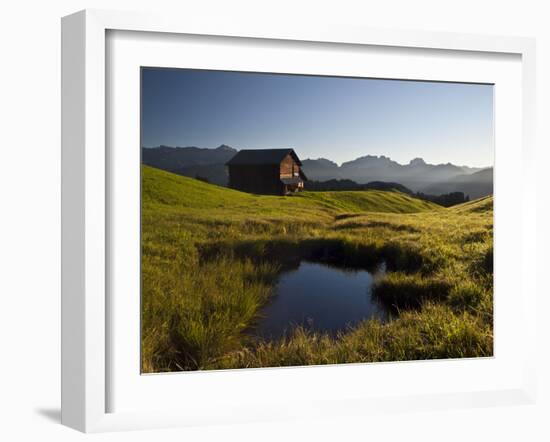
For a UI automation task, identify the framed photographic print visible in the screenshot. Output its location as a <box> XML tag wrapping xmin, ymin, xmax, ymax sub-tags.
<box><xmin>61</xmin><ymin>9</ymin><xmax>537</xmax><ymax>432</ymax></box>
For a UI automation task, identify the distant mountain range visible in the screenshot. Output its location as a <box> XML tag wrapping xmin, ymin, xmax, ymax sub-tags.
<box><xmin>420</xmin><ymin>167</ymin><xmax>493</xmax><ymax>199</ymax></box>
<box><xmin>141</xmin><ymin>144</ymin><xmax>237</xmax><ymax>186</ymax></box>
<box><xmin>301</xmin><ymin>156</ymin><xmax>491</xmax><ymax>198</ymax></box>
<box><xmin>142</xmin><ymin>145</ymin><xmax>493</xmax><ymax>199</ymax></box>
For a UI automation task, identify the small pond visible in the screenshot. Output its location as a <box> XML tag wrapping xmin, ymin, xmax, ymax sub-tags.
<box><xmin>255</xmin><ymin>261</ymin><xmax>389</xmax><ymax>339</ymax></box>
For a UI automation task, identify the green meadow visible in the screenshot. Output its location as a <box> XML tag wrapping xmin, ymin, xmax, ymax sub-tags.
<box><xmin>141</xmin><ymin>165</ymin><xmax>493</xmax><ymax>373</ymax></box>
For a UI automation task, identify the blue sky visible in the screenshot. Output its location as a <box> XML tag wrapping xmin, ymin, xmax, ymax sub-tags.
<box><xmin>141</xmin><ymin>68</ymin><xmax>494</xmax><ymax>167</ymax></box>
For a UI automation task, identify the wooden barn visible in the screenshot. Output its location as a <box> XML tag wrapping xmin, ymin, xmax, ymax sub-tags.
<box><xmin>226</xmin><ymin>149</ymin><xmax>307</xmax><ymax>195</ymax></box>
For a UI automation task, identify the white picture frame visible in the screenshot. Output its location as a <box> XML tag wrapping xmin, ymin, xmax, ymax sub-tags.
<box><xmin>61</xmin><ymin>9</ymin><xmax>537</xmax><ymax>433</ymax></box>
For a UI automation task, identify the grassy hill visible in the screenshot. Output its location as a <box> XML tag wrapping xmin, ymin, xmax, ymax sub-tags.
<box><xmin>143</xmin><ymin>165</ymin><xmax>440</xmax><ymax>213</ymax></box>
<box><xmin>141</xmin><ymin>166</ymin><xmax>493</xmax><ymax>373</ymax></box>
<box><xmin>449</xmin><ymin>195</ymin><xmax>493</xmax><ymax>214</ymax></box>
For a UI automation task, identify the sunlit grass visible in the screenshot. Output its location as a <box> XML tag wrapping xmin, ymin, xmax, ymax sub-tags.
<box><xmin>141</xmin><ymin>166</ymin><xmax>493</xmax><ymax>372</ymax></box>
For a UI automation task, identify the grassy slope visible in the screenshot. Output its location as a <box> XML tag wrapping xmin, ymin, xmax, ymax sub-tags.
<box><xmin>141</xmin><ymin>166</ymin><xmax>493</xmax><ymax>372</ymax></box>
<box><xmin>297</xmin><ymin>189</ymin><xmax>439</xmax><ymax>213</ymax></box>
<box><xmin>143</xmin><ymin>165</ymin><xmax>440</xmax><ymax>213</ymax></box>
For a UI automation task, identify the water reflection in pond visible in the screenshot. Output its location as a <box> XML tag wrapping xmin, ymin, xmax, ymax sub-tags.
<box><xmin>255</xmin><ymin>261</ymin><xmax>389</xmax><ymax>340</ymax></box>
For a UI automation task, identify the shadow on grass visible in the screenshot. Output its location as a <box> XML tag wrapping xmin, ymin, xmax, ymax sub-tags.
<box><xmin>333</xmin><ymin>220</ymin><xmax>420</xmax><ymax>233</ymax></box>
<box><xmin>373</xmin><ymin>274</ymin><xmax>453</xmax><ymax>311</ymax></box>
<box><xmin>197</xmin><ymin>237</ymin><xmax>427</xmax><ymax>275</ymax></box>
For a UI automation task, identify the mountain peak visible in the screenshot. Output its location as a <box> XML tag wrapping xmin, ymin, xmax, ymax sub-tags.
<box><xmin>304</xmin><ymin>157</ymin><xmax>338</xmax><ymax>166</ymax></box>
<box><xmin>216</xmin><ymin>144</ymin><xmax>236</xmax><ymax>151</ymax></box>
<box><xmin>409</xmin><ymin>157</ymin><xmax>426</xmax><ymax>166</ymax></box>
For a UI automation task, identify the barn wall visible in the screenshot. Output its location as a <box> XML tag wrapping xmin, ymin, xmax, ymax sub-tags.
<box><xmin>228</xmin><ymin>165</ymin><xmax>283</xmax><ymax>195</ymax></box>
<box><xmin>279</xmin><ymin>154</ymin><xmax>298</xmax><ymax>178</ymax></box>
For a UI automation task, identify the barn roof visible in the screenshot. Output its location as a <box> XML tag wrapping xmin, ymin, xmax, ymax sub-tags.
<box><xmin>226</xmin><ymin>149</ymin><xmax>302</xmax><ymax>166</ymax></box>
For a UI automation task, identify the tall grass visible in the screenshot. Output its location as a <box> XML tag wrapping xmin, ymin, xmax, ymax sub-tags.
<box><xmin>213</xmin><ymin>304</ymin><xmax>493</xmax><ymax>369</ymax></box>
<box><xmin>142</xmin><ymin>251</ymin><xmax>280</xmax><ymax>372</ymax></box>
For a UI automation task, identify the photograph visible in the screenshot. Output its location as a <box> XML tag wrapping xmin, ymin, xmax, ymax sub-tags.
<box><xmin>140</xmin><ymin>67</ymin><xmax>494</xmax><ymax>373</ymax></box>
